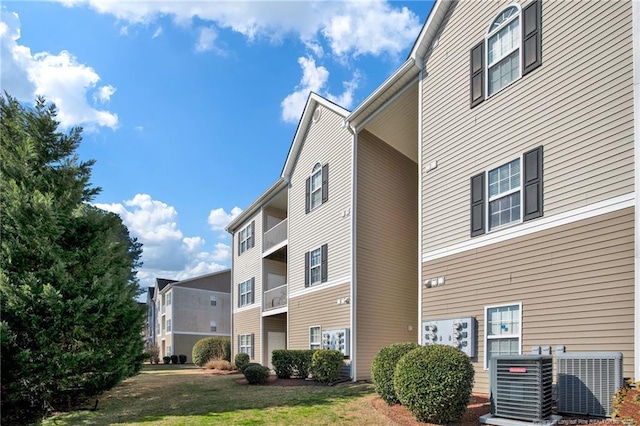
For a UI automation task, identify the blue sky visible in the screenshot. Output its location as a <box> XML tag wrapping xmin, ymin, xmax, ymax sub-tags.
<box><xmin>1</xmin><ymin>0</ymin><xmax>434</xmax><ymax>292</ymax></box>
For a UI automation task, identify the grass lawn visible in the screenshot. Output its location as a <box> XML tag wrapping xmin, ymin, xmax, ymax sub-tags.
<box><xmin>43</xmin><ymin>365</ymin><xmax>396</xmax><ymax>425</ymax></box>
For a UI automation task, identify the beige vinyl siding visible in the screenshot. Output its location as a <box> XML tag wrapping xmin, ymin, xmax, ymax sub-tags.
<box><xmin>421</xmin><ymin>0</ymin><xmax>634</xmax><ymax>253</ymax></box>
<box><xmin>355</xmin><ymin>130</ymin><xmax>419</xmax><ymax>380</ymax></box>
<box><xmin>421</xmin><ymin>208</ymin><xmax>635</xmax><ymax>392</ymax></box>
<box><xmin>172</xmin><ymin>287</ymin><xmax>231</xmax><ymax>334</ymax></box>
<box><xmin>288</xmin><ymin>282</ymin><xmax>351</xmax><ymax>350</ymax></box>
<box><xmin>233</xmin><ymin>307</ymin><xmax>261</xmax><ymax>362</ymax></box>
<box><xmin>288</xmin><ymin>106</ymin><xmax>352</xmax><ymax>295</ymax></box>
<box><xmin>233</xmin><ymin>210</ymin><xmax>263</xmax><ymax>310</ymax></box>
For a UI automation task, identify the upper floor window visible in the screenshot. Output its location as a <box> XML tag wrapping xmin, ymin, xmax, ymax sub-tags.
<box><xmin>305</xmin><ymin>244</ymin><xmax>328</xmax><ymax>287</ymax></box>
<box><xmin>470</xmin><ymin>1</ymin><xmax>542</xmax><ymax>108</ymax></box>
<box><xmin>238</xmin><ymin>278</ymin><xmax>255</xmax><ymax>307</ymax></box>
<box><xmin>238</xmin><ymin>221</ymin><xmax>255</xmax><ymax>255</ymax></box>
<box><xmin>306</xmin><ymin>163</ymin><xmax>328</xmax><ymax>213</ymax></box>
<box><xmin>210</xmin><ymin>296</ymin><xmax>217</xmax><ymax>307</ymax></box>
<box><xmin>166</xmin><ymin>291</ymin><xmax>171</xmax><ymax>306</ymax></box>
<box><xmin>487</xmin><ymin>6</ymin><xmax>520</xmax><ymax>96</ymax></box>
<box><xmin>471</xmin><ymin>146</ymin><xmax>543</xmax><ymax>237</ymax></box>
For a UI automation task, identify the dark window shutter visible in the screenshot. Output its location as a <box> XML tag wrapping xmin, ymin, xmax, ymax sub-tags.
<box><xmin>321</xmin><ymin>244</ymin><xmax>328</xmax><ymax>283</ymax></box>
<box><xmin>238</xmin><ymin>335</ymin><xmax>241</xmax><ymax>354</ymax></box>
<box><xmin>321</xmin><ymin>164</ymin><xmax>329</xmax><ymax>203</ymax></box>
<box><xmin>470</xmin><ymin>41</ymin><xmax>485</xmax><ymax>108</ymax></box>
<box><xmin>470</xmin><ymin>173</ymin><xmax>485</xmax><ymax>237</ymax></box>
<box><xmin>522</xmin><ymin>0</ymin><xmax>542</xmax><ymax>76</ymax></box>
<box><xmin>305</xmin><ymin>177</ymin><xmax>311</xmax><ymax>214</ymax></box>
<box><xmin>249</xmin><ymin>221</ymin><xmax>255</xmax><ymax>248</ymax></box>
<box><xmin>523</xmin><ymin>146</ymin><xmax>543</xmax><ymax>221</ymax></box>
<box><xmin>237</xmin><ymin>283</ymin><xmax>241</xmax><ymax>308</ymax></box>
<box><xmin>250</xmin><ymin>333</ymin><xmax>255</xmax><ymax>359</ymax></box>
<box><xmin>304</xmin><ymin>251</ymin><xmax>310</xmax><ymax>287</ymax></box>
<box><xmin>250</xmin><ymin>278</ymin><xmax>255</xmax><ymax>304</ymax></box>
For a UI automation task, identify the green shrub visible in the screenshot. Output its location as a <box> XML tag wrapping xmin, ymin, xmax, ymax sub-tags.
<box><xmin>162</xmin><ymin>356</ymin><xmax>171</xmax><ymax>364</ymax></box>
<box><xmin>371</xmin><ymin>342</ymin><xmax>420</xmax><ymax>405</ymax></box>
<box><xmin>271</xmin><ymin>350</ymin><xmax>293</xmax><ymax>378</ymax></box>
<box><xmin>235</xmin><ymin>353</ymin><xmax>250</xmax><ymax>371</ymax></box>
<box><xmin>271</xmin><ymin>350</ymin><xmax>316</xmax><ymax>378</ymax></box>
<box><xmin>241</xmin><ymin>362</ymin><xmax>262</xmax><ymax>374</ymax></box>
<box><xmin>393</xmin><ymin>345</ymin><xmax>474</xmax><ymax>424</ymax></box>
<box><xmin>311</xmin><ymin>350</ymin><xmax>344</xmax><ymax>383</ymax></box>
<box><xmin>170</xmin><ymin>355</ymin><xmax>178</xmax><ymax>364</ymax></box>
<box><xmin>192</xmin><ymin>337</ymin><xmax>231</xmax><ymax>367</ymax></box>
<box><xmin>243</xmin><ymin>364</ymin><xmax>270</xmax><ymax>384</ymax></box>
<box><xmin>178</xmin><ymin>354</ymin><xmax>187</xmax><ymax>364</ymax></box>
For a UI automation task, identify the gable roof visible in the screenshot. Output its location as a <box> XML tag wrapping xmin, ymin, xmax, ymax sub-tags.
<box><xmin>226</xmin><ymin>92</ymin><xmax>349</xmax><ymax>233</ymax></box>
<box><xmin>155</xmin><ymin>278</ymin><xmax>177</xmax><ymax>291</ymax></box>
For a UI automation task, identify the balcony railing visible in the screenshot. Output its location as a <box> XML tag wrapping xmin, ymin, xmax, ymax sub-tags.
<box><xmin>263</xmin><ymin>218</ymin><xmax>287</xmax><ymax>253</ymax></box>
<box><xmin>264</xmin><ymin>284</ymin><xmax>287</xmax><ymax>311</ymax></box>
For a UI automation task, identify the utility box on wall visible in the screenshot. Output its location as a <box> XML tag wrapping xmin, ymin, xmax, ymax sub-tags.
<box><xmin>322</xmin><ymin>328</ymin><xmax>350</xmax><ymax>356</ymax></box>
<box><xmin>422</xmin><ymin>317</ymin><xmax>476</xmax><ymax>357</ymax></box>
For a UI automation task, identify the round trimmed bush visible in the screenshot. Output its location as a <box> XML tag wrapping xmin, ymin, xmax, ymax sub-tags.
<box><xmin>178</xmin><ymin>354</ymin><xmax>187</xmax><ymax>364</ymax></box>
<box><xmin>240</xmin><ymin>362</ymin><xmax>262</xmax><ymax>374</ymax></box>
<box><xmin>235</xmin><ymin>353</ymin><xmax>250</xmax><ymax>371</ymax></box>
<box><xmin>311</xmin><ymin>350</ymin><xmax>343</xmax><ymax>383</ymax></box>
<box><xmin>393</xmin><ymin>345</ymin><xmax>474</xmax><ymax>423</ymax></box>
<box><xmin>243</xmin><ymin>364</ymin><xmax>270</xmax><ymax>384</ymax></box>
<box><xmin>162</xmin><ymin>356</ymin><xmax>171</xmax><ymax>364</ymax></box>
<box><xmin>371</xmin><ymin>342</ymin><xmax>419</xmax><ymax>405</ymax></box>
<box><xmin>192</xmin><ymin>337</ymin><xmax>231</xmax><ymax>367</ymax></box>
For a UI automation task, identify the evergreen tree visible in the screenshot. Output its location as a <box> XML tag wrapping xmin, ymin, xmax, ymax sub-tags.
<box><xmin>0</xmin><ymin>95</ymin><xmax>145</xmax><ymax>424</ymax></box>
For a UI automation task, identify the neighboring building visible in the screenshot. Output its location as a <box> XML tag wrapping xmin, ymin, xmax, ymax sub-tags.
<box><xmin>152</xmin><ymin>271</ymin><xmax>231</xmax><ymax>363</ymax></box>
<box><xmin>347</xmin><ymin>0</ymin><xmax>638</xmax><ymax>392</ymax></box>
<box><xmin>226</xmin><ymin>93</ymin><xmax>418</xmax><ymax>379</ymax></box>
<box><xmin>144</xmin><ymin>286</ymin><xmax>156</xmax><ymax>347</ymax></box>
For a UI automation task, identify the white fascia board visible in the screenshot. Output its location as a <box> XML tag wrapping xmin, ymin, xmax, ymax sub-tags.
<box><xmin>225</xmin><ymin>178</ymin><xmax>287</xmax><ymax>232</ymax></box>
<box><xmin>409</xmin><ymin>0</ymin><xmax>447</xmax><ymax>65</ymax></box>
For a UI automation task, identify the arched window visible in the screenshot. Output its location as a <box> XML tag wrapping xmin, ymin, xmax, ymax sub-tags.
<box><xmin>310</xmin><ymin>163</ymin><xmax>323</xmax><ymax>210</ymax></box>
<box><xmin>486</xmin><ymin>5</ymin><xmax>521</xmax><ymax>96</ymax></box>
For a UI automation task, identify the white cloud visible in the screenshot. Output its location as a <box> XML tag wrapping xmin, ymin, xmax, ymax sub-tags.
<box><xmin>94</xmin><ymin>84</ymin><xmax>116</xmax><ymax>103</ymax></box>
<box><xmin>152</xmin><ymin>26</ymin><xmax>163</xmax><ymax>38</ymax></box>
<box><xmin>0</xmin><ymin>8</ymin><xmax>118</xmax><ymax>130</ymax></box>
<box><xmin>55</xmin><ymin>1</ymin><xmax>421</xmax><ymax>59</ymax></box>
<box><xmin>195</xmin><ymin>26</ymin><xmax>221</xmax><ymax>53</ymax></box>
<box><xmin>208</xmin><ymin>206</ymin><xmax>242</xmax><ymax>231</ymax></box>
<box><xmin>281</xmin><ymin>56</ymin><xmax>359</xmax><ymax>123</ymax></box>
<box><xmin>95</xmin><ymin>194</ymin><xmax>231</xmax><ymax>289</ymax></box>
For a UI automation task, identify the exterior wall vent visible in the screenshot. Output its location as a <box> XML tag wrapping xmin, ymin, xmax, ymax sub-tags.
<box><xmin>556</xmin><ymin>352</ymin><xmax>623</xmax><ymax>417</ymax></box>
<box><xmin>490</xmin><ymin>355</ymin><xmax>553</xmax><ymax>422</ymax></box>
<box><xmin>312</xmin><ymin>107</ymin><xmax>322</xmax><ymax>123</ymax></box>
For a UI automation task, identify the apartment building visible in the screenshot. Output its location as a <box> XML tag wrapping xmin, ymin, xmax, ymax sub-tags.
<box><xmin>348</xmin><ymin>0</ymin><xmax>639</xmax><ymax>392</ymax></box>
<box><xmin>227</xmin><ymin>93</ymin><xmax>418</xmax><ymax>379</ymax></box>
<box><xmin>144</xmin><ymin>286</ymin><xmax>156</xmax><ymax>347</ymax></box>
<box><xmin>153</xmin><ymin>270</ymin><xmax>231</xmax><ymax>363</ymax></box>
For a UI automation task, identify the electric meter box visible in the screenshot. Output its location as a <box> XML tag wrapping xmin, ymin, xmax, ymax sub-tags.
<box><xmin>422</xmin><ymin>317</ymin><xmax>476</xmax><ymax>357</ymax></box>
<box><xmin>322</xmin><ymin>328</ymin><xmax>350</xmax><ymax>357</ymax></box>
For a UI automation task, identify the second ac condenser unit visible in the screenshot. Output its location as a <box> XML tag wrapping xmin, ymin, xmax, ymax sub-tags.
<box><xmin>490</xmin><ymin>355</ymin><xmax>553</xmax><ymax>422</ymax></box>
<box><xmin>556</xmin><ymin>352</ymin><xmax>623</xmax><ymax>417</ymax></box>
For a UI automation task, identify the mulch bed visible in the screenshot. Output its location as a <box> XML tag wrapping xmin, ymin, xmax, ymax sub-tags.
<box><xmin>371</xmin><ymin>394</ymin><xmax>491</xmax><ymax>426</ymax></box>
<box><xmin>233</xmin><ymin>375</ymin><xmax>326</xmax><ymax>386</ymax></box>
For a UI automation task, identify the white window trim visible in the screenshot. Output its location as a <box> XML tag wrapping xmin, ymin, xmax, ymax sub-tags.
<box><xmin>309</xmin><ymin>325</ymin><xmax>321</xmax><ymax>350</ymax></box>
<box><xmin>239</xmin><ymin>334</ymin><xmax>252</xmax><ymax>356</ymax></box>
<box><xmin>485</xmin><ymin>154</ymin><xmax>524</xmax><ymax>232</ymax></box>
<box><xmin>239</xmin><ymin>223</ymin><xmax>253</xmax><ymax>255</ymax></box>
<box><xmin>167</xmin><ymin>291</ymin><xmax>171</xmax><ymax>306</ymax></box>
<box><xmin>484</xmin><ymin>302</ymin><xmax>522</xmax><ymax>370</ymax></box>
<box><xmin>210</xmin><ymin>321</ymin><xmax>217</xmax><ymax>332</ymax></box>
<box><xmin>309</xmin><ymin>246</ymin><xmax>322</xmax><ymax>286</ymax></box>
<box><xmin>239</xmin><ymin>279</ymin><xmax>253</xmax><ymax>307</ymax></box>
<box><xmin>485</xmin><ymin>3</ymin><xmax>523</xmax><ymax>98</ymax></box>
<box><xmin>310</xmin><ymin>163</ymin><xmax>323</xmax><ymax>211</ymax></box>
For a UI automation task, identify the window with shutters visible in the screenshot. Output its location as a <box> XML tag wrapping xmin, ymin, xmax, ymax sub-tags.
<box><xmin>306</xmin><ymin>163</ymin><xmax>328</xmax><ymax>213</ymax></box>
<box><xmin>470</xmin><ymin>1</ymin><xmax>542</xmax><ymax>107</ymax></box>
<box><xmin>305</xmin><ymin>244</ymin><xmax>328</xmax><ymax>287</ymax></box>
<box><xmin>239</xmin><ymin>333</ymin><xmax>254</xmax><ymax>359</ymax></box>
<box><xmin>238</xmin><ymin>221</ymin><xmax>255</xmax><ymax>255</ymax></box>
<box><xmin>238</xmin><ymin>278</ymin><xmax>254</xmax><ymax>307</ymax></box>
<box><xmin>470</xmin><ymin>146</ymin><xmax>543</xmax><ymax>237</ymax></box>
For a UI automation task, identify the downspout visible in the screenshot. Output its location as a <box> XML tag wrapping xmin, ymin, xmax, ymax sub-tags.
<box><xmin>346</xmin><ymin>121</ymin><xmax>358</xmax><ymax>381</ymax></box>
<box><xmin>418</xmin><ymin>67</ymin><xmax>425</xmax><ymax>346</ymax></box>
<box><xmin>632</xmin><ymin>0</ymin><xmax>640</xmax><ymax>381</ymax></box>
<box><xmin>229</xmin><ymin>231</ymin><xmax>235</xmax><ymax>359</ymax></box>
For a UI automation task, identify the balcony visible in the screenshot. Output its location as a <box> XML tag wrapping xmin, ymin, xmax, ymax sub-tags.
<box><xmin>263</xmin><ymin>218</ymin><xmax>287</xmax><ymax>254</ymax></box>
<box><xmin>264</xmin><ymin>284</ymin><xmax>287</xmax><ymax>311</ymax></box>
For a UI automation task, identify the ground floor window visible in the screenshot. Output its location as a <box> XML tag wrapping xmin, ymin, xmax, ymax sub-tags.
<box><xmin>309</xmin><ymin>326</ymin><xmax>321</xmax><ymax>350</ymax></box>
<box><xmin>484</xmin><ymin>302</ymin><xmax>522</xmax><ymax>369</ymax></box>
<box><xmin>239</xmin><ymin>333</ymin><xmax>254</xmax><ymax>359</ymax></box>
